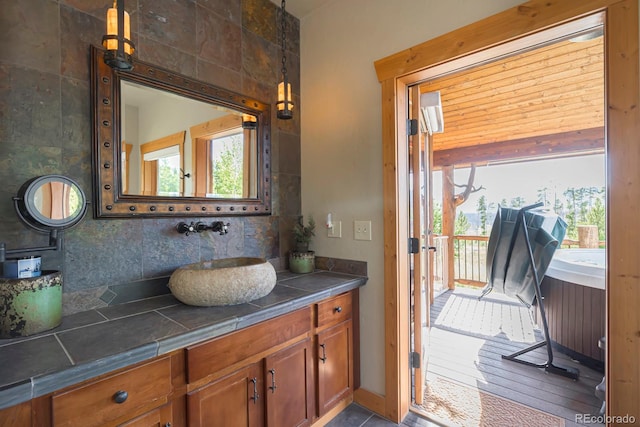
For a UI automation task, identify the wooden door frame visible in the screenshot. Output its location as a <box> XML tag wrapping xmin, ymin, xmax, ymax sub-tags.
<box><xmin>374</xmin><ymin>0</ymin><xmax>639</xmax><ymax>423</ymax></box>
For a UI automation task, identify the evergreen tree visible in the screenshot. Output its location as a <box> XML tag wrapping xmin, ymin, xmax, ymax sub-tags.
<box><xmin>536</xmin><ymin>186</ymin><xmax>550</xmax><ymax>207</ymax></box>
<box><xmin>455</xmin><ymin>211</ymin><xmax>471</xmax><ymax>235</ymax></box>
<box><xmin>509</xmin><ymin>196</ymin><xmax>526</xmax><ymax>208</ymax></box>
<box><xmin>585</xmin><ymin>197</ymin><xmax>606</xmax><ymax>241</ymax></box>
<box><xmin>477</xmin><ymin>195</ymin><xmax>488</xmax><ymax>235</ymax></box>
<box><xmin>432</xmin><ymin>203</ymin><xmax>442</xmax><ymax>234</ymax></box>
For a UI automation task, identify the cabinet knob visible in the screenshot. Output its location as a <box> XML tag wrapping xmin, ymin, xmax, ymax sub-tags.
<box><xmin>334</xmin><ymin>306</ymin><xmax>342</xmax><ymax>313</ymax></box>
<box><xmin>113</xmin><ymin>390</ymin><xmax>128</xmax><ymax>404</ymax></box>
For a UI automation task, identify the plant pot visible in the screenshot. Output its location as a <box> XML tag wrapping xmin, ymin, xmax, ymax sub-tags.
<box><xmin>289</xmin><ymin>251</ymin><xmax>315</xmax><ymax>274</ymax></box>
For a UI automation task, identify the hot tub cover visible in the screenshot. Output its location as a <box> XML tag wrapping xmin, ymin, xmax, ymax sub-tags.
<box><xmin>482</xmin><ymin>204</ymin><xmax>567</xmax><ymax>306</ymax></box>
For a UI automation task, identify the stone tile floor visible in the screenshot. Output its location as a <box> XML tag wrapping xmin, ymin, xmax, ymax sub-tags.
<box><xmin>327</xmin><ymin>404</ymin><xmax>442</xmax><ymax>427</ymax></box>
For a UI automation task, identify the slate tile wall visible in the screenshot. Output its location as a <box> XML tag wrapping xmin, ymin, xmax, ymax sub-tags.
<box><xmin>0</xmin><ymin>0</ymin><xmax>301</xmax><ymax>314</ymax></box>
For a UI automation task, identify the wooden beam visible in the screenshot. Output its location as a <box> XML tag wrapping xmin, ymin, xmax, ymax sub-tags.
<box><xmin>605</xmin><ymin>0</ymin><xmax>640</xmax><ymax>419</ymax></box>
<box><xmin>433</xmin><ymin>127</ymin><xmax>605</xmax><ymax>167</ymax></box>
<box><xmin>374</xmin><ymin>1</ymin><xmax>611</xmax><ymax>83</ymax></box>
<box><xmin>381</xmin><ymin>77</ymin><xmax>400</xmax><ymax>422</ymax></box>
<box><xmin>441</xmin><ymin>166</ymin><xmax>456</xmax><ymax>291</ymax></box>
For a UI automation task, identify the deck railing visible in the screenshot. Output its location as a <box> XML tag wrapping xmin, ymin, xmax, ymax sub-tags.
<box><xmin>450</xmin><ymin>234</ymin><xmax>606</xmax><ymax>287</ymax></box>
<box><xmin>452</xmin><ymin>235</ymin><xmax>489</xmax><ymax>287</ymax></box>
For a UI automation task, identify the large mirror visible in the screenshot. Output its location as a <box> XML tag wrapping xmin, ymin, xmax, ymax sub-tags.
<box><xmin>91</xmin><ymin>45</ymin><xmax>271</xmax><ymax>217</ymax></box>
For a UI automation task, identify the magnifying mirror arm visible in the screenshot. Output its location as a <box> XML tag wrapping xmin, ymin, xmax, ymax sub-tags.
<box><xmin>0</xmin><ymin>230</ymin><xmax>62</xmax><ymax>263</ymax></box>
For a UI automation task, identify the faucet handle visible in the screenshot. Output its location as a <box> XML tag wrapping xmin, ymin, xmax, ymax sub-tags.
<box><xmin>176</xmin><ymin>222</ymin><xmax>196</xmax><ymax>236</ymax></box>
<box><xmin>211</xmin><ymin>221</ymin><xmax>230</xmax><ymax>235</ymax></box>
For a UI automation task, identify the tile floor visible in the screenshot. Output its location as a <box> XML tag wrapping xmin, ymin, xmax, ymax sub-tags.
<box><xmin>327</xmin><ymin>404</ymin><xmax>442</xmax><ymax>427</ymax></box>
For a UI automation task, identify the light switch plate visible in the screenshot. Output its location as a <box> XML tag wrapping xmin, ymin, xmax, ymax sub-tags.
<box><xmin>354</xmin><ymin>220</ymin><xmax>372</xmax><ymax>241</ymax></box>
<box><xmin>328</xmin><ymin>221</ymin><xmax>342</xmax><ymax>238</ymax></box>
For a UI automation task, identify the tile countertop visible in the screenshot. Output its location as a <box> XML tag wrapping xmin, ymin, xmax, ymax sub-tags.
<box><xmin>0</xmin><ymin>270</ymin><xmax>367</xmax><ymax>410</ymax></box>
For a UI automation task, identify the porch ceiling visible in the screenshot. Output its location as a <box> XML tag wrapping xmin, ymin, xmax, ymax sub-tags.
<box><xmin>422</xmin><ymin>33</ymin><xmax>605</xmax><ymax>167</ymax></box>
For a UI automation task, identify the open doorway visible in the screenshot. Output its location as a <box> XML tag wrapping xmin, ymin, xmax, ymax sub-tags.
<box><xmin>408</xmin><ymin>18</ymin><xmax>607</xmax><ymax>426</ymax></box>
<box><xmin>374</xmin><ymin>0</ymin><xmax>639</xmax><ymax>423</ymax></box>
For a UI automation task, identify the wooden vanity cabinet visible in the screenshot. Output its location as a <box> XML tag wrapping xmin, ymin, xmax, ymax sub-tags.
<box><xmin>51</xmin><ymin>356</ymin><xmax>174</xmax><ymax>427</ymax></box>
<box><xmin>186</xmin><ymin>307</ymin><xmax>315</xmax><ymax>427</ymax></box>
<box><xmin>314</xmin><ymin>293</ymin><xmax>354</xmax><ymax>417</ymax></box>
<box><xmin>118</xmin><ymin>403</ymin><xmax>174</xmax><ymax>427</ymax></box>
<box><xmin>0</xmin><ymin>400</ymin><xmax>31</xmax><ymax>427</ymax></box>
<box><xmin>0</xmin><ymin>290</ymin><xmax>358</xmax><ymax>427</ymax></box>
<box><xmin>188</xmin><ymin>362</ymin><xmax>264</xmax><ymax>427</ymax></box>
<box><xmin>264</xmin><ymin>339</ymin><xmax>314</xmax><ymax>427</ymax></box>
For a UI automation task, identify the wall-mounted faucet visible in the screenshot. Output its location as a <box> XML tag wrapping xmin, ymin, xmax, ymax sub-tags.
<box><xmin>176</xmin><ymin>221</ymin><xmax>230</xmax><ymax>236</ymax></box>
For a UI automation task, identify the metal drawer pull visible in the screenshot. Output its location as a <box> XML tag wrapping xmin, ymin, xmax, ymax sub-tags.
<box><xmin>250</xmin><ymin>377</ymin><xmax>259</xmax><ymax>403</ymax></box>
<box><xmin>113</xmin><ymin>390</ymin><xmax>128</xmax><ymax>404</ymax></box>
<box><xmin>334</xmin><ymin>306</ymin><xmax>342</xmax><ymax>313</ymax></box>
<box><xmin>319</xmin><ymin>343</ymin><xmax>327</xmax><ymax>364</ymax></box>
<box><xmin>268</xmin><ymin>369</ymin><xmax>277</xmax><ymax>393</ymax></box>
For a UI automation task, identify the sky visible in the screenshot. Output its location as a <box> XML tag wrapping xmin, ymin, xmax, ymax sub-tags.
<box><xmin>432</xmin><ymin>154</ymin><xmax>606</xmax><ymax>213</ymax></box>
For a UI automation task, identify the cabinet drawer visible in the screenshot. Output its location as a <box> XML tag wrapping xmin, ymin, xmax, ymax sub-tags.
<box><xmin>316</xmin><ymin>293</ymin><xmax>352</xmax><ymax>329</ymax></box>
<box><xmin>186</xmin><ymin>307</ymin><xmax>311</xmax><ymax>384</ymax></box>
<box><xmin>52</xmin><ymin>357</ymin><xmax>171</xmax><ymax>427</ymax></box>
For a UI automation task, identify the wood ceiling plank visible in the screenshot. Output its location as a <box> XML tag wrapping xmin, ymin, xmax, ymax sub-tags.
<box><xmin>420</xmin><ymin>40</ymin><xmax>602</xmax><ymax>95</ymax></box>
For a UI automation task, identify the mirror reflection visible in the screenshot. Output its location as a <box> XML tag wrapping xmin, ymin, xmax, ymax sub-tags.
<box><xmin>32</xmin><ymin>180</ymin><xmax>83</xmax><ymax>221</ymax></box>
<box><xmin>121</xmin><ymin>80</ymin><xmax>258</xmax><ymax>199</ymax></box>
<box><xmin>16</xmin><ymin>175</ymin><xmax>88</xmax><ymax>231</ymax></box>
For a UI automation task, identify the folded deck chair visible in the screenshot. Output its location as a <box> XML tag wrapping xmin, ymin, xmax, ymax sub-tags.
<box><xmin>479</xmin><ymin>202</ymin><xmax>579</xmax><ymax>379</ymax></box>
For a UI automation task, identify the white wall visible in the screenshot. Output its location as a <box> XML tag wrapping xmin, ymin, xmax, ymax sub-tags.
<box><xmin>300</xmin><ymin>0</ymin><xmax>523</xmax><ymax>396</ymax></box>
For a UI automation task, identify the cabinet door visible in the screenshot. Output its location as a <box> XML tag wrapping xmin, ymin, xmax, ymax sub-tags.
<box><xmin>118</xmin><ymin>403</ymin><xmax>172</xmax><ymax>427</ymax></box>
<box><xmin>0</xmin><ymin>401</ymin><xmax>31</xmax><ymax>427</ymax></box>
<box><xmin>317</xmin><ymin>321</ymin><xmax>353</xmax><ymax>415</ymax></box>
<box><xmin>187</xmin><ymin>362</ymin><xmax>264</xmax><ymax>427</ymax></box>
<box><xmin>265</xmin><ymin>339</ymin><xmax>313</xmax><ymax>427</ymax></box>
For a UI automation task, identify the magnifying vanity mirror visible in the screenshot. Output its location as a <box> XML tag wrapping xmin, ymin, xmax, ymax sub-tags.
<box><xmin>15</xmin><ymin>175</ymin><xmax>88</xmax><ymax>232</ymax></box>
<box><xmin>90</xmin><ymin>45</ymin><xmax>272</xmax><ymax>218</ymax></box>
<box><xmin>1</xmin><ymin>175</ymin><xmax>88</xmax><ymax>263</ymax></box>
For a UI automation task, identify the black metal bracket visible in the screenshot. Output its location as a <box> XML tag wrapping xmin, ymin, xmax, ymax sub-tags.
<box><xmin>0</xmin><ymin>230</ymin><xmax>62</xmax><ymax>263</ymax></box>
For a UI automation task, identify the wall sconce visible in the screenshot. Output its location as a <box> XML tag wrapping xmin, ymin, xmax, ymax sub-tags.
<box><xmin>242</xmin><ymin>114</ymin><xmax>258</xmax><ymax>130</ymax></box>
<box><xmin>276</xmin><ymin>0</ymin><xmax>294</xmax><ymax>120</ymax></box>
<box><xmin>102</xmin><ymin>0</ymin><xmax>135</xmax><ymax>71</ymax></box>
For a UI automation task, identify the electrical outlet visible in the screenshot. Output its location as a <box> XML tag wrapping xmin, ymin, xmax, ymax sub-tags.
<box><xmin>328</xmin><ymin>221</ymin><xmax>342</xmax><ymax>238</ymax></box>
<box><xmin>354</xmin><ymin>220</ymin><xmax>372</xmax><ymax>241</ymax></box>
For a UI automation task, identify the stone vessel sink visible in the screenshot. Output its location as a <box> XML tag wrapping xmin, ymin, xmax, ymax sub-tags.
<box><xmin>168</xmin><ymin>257</ymin><xmax>277</xmax><ymax>306</ymax></box>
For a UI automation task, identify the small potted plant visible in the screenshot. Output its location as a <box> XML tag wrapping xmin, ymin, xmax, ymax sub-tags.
<box><xmin>289</xmin><ymin>216</ymin><xmax>316</xmax><ymax>273</ymax></box>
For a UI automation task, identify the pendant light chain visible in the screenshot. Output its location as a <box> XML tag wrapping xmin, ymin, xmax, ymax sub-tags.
<box><xmin>280</xmin><ymin>0</ymin><xmax>288</xmax><ymax>81</ymax></box>
<box><xmin>276</xmin><ymin>0</ymin><xmax>293</xmax><ymax>119</ymax></box>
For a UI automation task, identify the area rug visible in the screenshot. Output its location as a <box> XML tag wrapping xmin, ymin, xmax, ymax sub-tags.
<box><xmin>418</xmin><ymin>376</ymin><xmax>565</xmax><ymax>427</ymax></box>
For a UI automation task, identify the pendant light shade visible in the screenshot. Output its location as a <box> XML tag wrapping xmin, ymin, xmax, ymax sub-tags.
<box><xmin>102</xmin><ymin>0</ymin><xmax>135</xmax><ymax>71</ymax></box>
<box><xmin>277</xmin><ymin>80</ymin><xmax>293</xmax><ymax>120</ymax></box>
<box><xmin>242</xmin><ymin>114</ymin><xmax>258</xmax><ymax>130</ymax></box>
<box><xmin>276</xmin><ymin>0</ymin><xmax>294</xmax><ymax>120</ymax></box>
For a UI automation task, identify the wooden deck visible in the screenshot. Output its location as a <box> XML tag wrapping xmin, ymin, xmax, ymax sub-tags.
<box><xmin>418</xmin><ymin>287</ymin><xmax>604</xmax><ymax>426</ymax></box>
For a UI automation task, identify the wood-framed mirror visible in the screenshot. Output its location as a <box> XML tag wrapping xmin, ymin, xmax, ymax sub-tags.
<box><xmin>90</xmin><ymin>45</ymin><xmax>271</xmax><ymax>218</ymax></box>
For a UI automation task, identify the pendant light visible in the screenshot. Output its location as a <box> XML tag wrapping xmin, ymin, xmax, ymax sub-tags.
<box><xmin>102</xmin><ymin>0</ymin><xmax>135</xmax><ymax>71</ymax></box>
<box><xmin>276</xmin><ymin>0</ymin><xmax>294</xmax><ymax>120</ymax></box>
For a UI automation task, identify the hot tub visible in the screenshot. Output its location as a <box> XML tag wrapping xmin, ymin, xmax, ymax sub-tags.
<box><xmin>535</xmin><ymin>249</ymin><xmax>606</xmax><ymax>370</ymax></box>
<box><xmin>546</xmin><ymin>248</ymin><xmax>605</xmax><ymax>290</ymax></box>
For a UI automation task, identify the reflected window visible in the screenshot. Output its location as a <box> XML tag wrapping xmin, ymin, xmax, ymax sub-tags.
<box><xmin>210</xmin><ymin>132</ymin><xmax>244</xmax><ymax>198</ymax></box>
<box><xmin>138</xmin><ymin>131</ymin><xmax>185</xmax><ymax>196</ymax></box>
